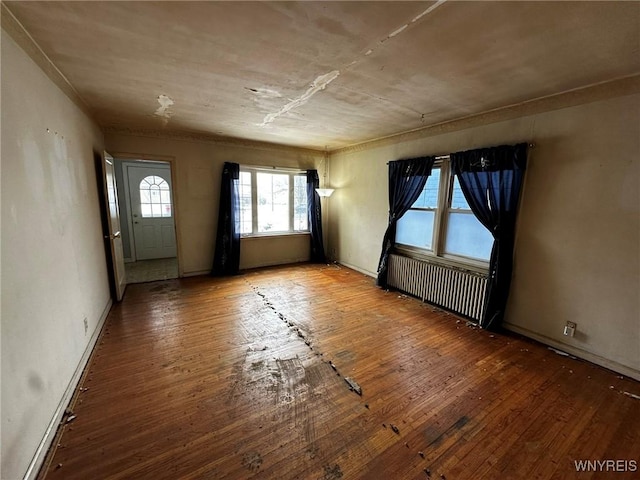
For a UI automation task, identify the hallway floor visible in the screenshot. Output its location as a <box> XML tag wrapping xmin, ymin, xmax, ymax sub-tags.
<box><xmin>125</xmin><ymin>257</ymin><xmax>179</xmax><ymax>284</ymax></box>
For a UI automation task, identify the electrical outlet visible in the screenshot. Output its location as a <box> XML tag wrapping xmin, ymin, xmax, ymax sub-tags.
<box><xmin>563</xmin><ymin>321</ymin><xmax>576</xmax><ymax>337</ymax></box>
<box><xmin>83</xmin><ymin>317</ymin><xmax>88</xmax><ymax>335</ymax></box>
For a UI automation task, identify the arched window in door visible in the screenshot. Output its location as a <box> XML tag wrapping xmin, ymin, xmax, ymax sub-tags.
<box><xmin>139</xmin><ymin>175</ymin><xmax>172</xmax><ymax>217</ymax></box>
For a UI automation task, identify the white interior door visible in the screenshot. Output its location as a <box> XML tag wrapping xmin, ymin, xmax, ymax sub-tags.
<box><xmin>103</xmin><ymin>152</ymin><xmax>126</xmax><ymax>300</ymax></box>
<box><xmin>127</xmin><ymin>164</ymin><xmax>177</xmax><ymax>260</ymax></box>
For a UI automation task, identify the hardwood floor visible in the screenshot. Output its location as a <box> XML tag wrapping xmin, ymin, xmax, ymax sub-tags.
<box><xmin>39</xmin><ymin>264</ymin><xmax>640</xmax><ymax>479</ymax></box>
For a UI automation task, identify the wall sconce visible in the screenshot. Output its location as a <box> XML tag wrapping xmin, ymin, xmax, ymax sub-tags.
<box><xmin>315</xmin><ymin>188</ymin><xmax>335</xmax><ymax>197</ymax></box>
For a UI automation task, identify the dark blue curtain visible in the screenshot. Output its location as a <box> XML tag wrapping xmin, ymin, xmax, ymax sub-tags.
<box><xmin>376</xmin><ymin>157</ymin><xmax>435</xmax><ymax>288</ymax></box>
<box><xmin>212</xmin><ymin>162</ymin><xmax>241</xmax><ymax>276</ymax></box>
<box><xmin>306</xmin><ymin>170</ymin><xmax>326</xmax><ymax>263</ymax></box>
<box><xmin>451</xmin><ymin>143</ymin><xmax>528</xmax><ymax>330</ymax></box>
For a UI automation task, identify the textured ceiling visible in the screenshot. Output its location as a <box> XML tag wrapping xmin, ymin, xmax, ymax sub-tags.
<box><xmin>5</xmin><ymin>1</ymin><xmax>640</xmax><ymax>150</ymax></box>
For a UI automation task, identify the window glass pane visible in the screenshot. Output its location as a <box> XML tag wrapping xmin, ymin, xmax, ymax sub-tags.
<box><xmin>412</xmin><ymin>168</ymin><xmax>440</xmax><ymax>209</ymax></box>
<box><xmin>139</xmin><ymin>175</ymin><xmax>172</xmax><ymax>218</ymax></box>
<box><xmin>238</xmin><ymin>172</ymin><xmax>252</xmax><ymax>234</ymax></box>
<box><xmin>451</xmin><ymin>176</ymin><xmax>470</xmax><ymax>210</ymax></box>
<box><xmin>444</xmin><ymin>212</ymin><xmax>492</xmax><ymax>260</ymax></box>
<box><xmin>257</xmin><ymin>173</ymin><xmax>289</xmax><ymax>232</ymax></box>
<box><xmin>293</xmin><ymin>175</ymin><xmax>308</xmax><ymax>231</ymax></box>
<box><xmin>396</xmin><ymin>210</ymin><xmax>435</xmax><ymax>249</ymax></box>
<box><xmin>141</xmin><ymin>203</ymin><xmax>152</xmax><ymax>217</ymax></box>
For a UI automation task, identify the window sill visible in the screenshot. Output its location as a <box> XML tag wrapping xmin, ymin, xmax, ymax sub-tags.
<box><xmin>241</xmin><ymin>232</ymin><xmax>310</xmax><ymax>240</ymax></box>
<box><xmin>394</xmin><ymin>245</ymin><xmax>489</xmax><ymax>275</ymax></box>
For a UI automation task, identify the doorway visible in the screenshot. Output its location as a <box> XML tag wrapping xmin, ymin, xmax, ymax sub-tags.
<box><xmin>114</xmin><ymin>158</ymin><xmax>179</xmax><ymax>284</ymax></box>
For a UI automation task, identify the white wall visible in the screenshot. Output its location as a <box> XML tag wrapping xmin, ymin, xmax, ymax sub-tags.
<box><xmin>1</xmin><ymin>30</ymin><xmax>111</xmax><ymax>480</ymax></box>
<box><xmin>328</xmin><ymin>94</ymin><xmax>640</xmax><ymax>379</ymax></box>
<box><xmin>104</xmin><ymin>133</ymin><xmax>324</xmax><ymax>275</ymax></box>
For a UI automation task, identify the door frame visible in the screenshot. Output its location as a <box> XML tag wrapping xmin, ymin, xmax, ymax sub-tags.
<box><xmin>122</xmin><ymin>160</ymin><xmax>176</xmax><ymax>261</ymax></box>
<box><xmin>112</xmin><ymin>152</ymin><xmax>182</xmax><ymax>277</ymax></box>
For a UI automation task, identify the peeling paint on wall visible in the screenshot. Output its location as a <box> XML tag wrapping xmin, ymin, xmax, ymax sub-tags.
<box><xmin>11</xmin><ymin>204</ymin><xmax>18</xmax><ymax>225</ymax></box>
<box><xmin>260</xmin><ymin>70</ymin><xmax>340</xmax><ymax>126</ymax></box>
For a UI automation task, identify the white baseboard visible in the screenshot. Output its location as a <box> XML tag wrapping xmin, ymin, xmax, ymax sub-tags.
<box><xmin>503</xmin><ymin>322</ymin><xmax>640</xmax><ymax>382</ymax></box>
<box><xmin>335</xmin><ymin>261</ymin><xmax>377</xmax><ymax>279</ymax></box>
<box><xmin>188</xmin><ymin>261</ymin><xmax>373</xmax><ymax>278</ymax></box>
<box><xmin>24</xmin><ymin>299</ymin><xmax>113</xmax><ymax>480</ymax></box>
<box><xmin>184</xmin><ymin>260</ymin><xmax>309</xmax><ymax>278</ymax></box>
<box><xmin>240</xmin><ymin>257</ymin><xmax>310</xmax><ymax>270</ymax></box>
<box><xmin>182</xmin><ymin>269</ymin><xmax>210</xmax><ymax>278</ymax></box>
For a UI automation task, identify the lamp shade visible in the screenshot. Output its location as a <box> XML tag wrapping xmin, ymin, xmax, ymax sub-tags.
<box><xmin>315</xmin><ymin>188</ymin><xmax>335</xmax><ymax>197</ymax></box>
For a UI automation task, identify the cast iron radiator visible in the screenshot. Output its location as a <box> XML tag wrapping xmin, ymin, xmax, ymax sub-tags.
<box><xmin>387</xmin><ymin>253</ymin><xmax>488</xmax><ymax>322</ymax></box>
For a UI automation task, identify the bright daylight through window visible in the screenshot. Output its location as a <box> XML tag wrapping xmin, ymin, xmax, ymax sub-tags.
<box><xmin>139</xmin><ymin>175</ymin><xmax>172</xmax><ymax>218</ymax></box>
<box><xmin>239</xmin><ymin>168</ymin><xmax>308</xmax><ymax>236</ymax></box>
<box><xmin>396</xmin><ymin>161</ymin><xmax>493</xmax><ymax>265</ymax></box>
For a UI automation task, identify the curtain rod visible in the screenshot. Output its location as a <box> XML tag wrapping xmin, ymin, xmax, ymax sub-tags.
<box><xmin>387</xmin><ymin>143</ymin><xmax>535</xmax><ymax>165</ymax></box>
<box><xmin>241</xmin><ymin>164</ymin><xmax>306</xmax><ymax>173</ymax></box>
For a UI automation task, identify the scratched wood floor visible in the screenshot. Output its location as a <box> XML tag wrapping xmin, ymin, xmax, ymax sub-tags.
<box><xmin>40</xmin><ymin>264</ymin><xmax>640</xmax><ymax>480</ymax></box>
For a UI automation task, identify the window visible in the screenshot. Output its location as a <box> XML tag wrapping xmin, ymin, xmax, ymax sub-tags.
<box><xmin>139</xmin><ymin>175</ymin><xmax>172</xmax><ymax>217</ymax></box>
<box><xmin>396</xmin><ymin>168</ymin><xmax>440</xmax><ymax>250</ymax></box>
<box><xmin>238</xmin><ymin>171</ymin><xmax>252</xmax><ymax>234</ymax></box>
<box><xmin>257</xmin><ymin>172</ymin><xmax>289</xmax><ymax>232</ymax></box>
<box><xmin>293</xmin><ymin>175</ymin><xmax>308</xmax><ymax>231</ymax></box>
<box><xmin>444</xmin><ymin>177</ymin><xmax>493</xmax><ymax>260</ymax></box>
<box><xmin>396</xmin><ymin>160</ymin><xmax>492</xmax><ymax>265</ymax></box>
<box><xmin>239</xmin><ymin>168</ymin><xmax>308</xmax><ymax>236</ymax></box>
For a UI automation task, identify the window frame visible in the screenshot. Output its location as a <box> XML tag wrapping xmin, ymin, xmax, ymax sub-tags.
<box><xmin>395</xmin><ymin>158</ymin><xmax>491</xmax><ymax>273</ymax></box>
<box><xmin>239</xmin><ymin>166</ymin><xmax>310</xmax><ymax>238</ymax></box>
